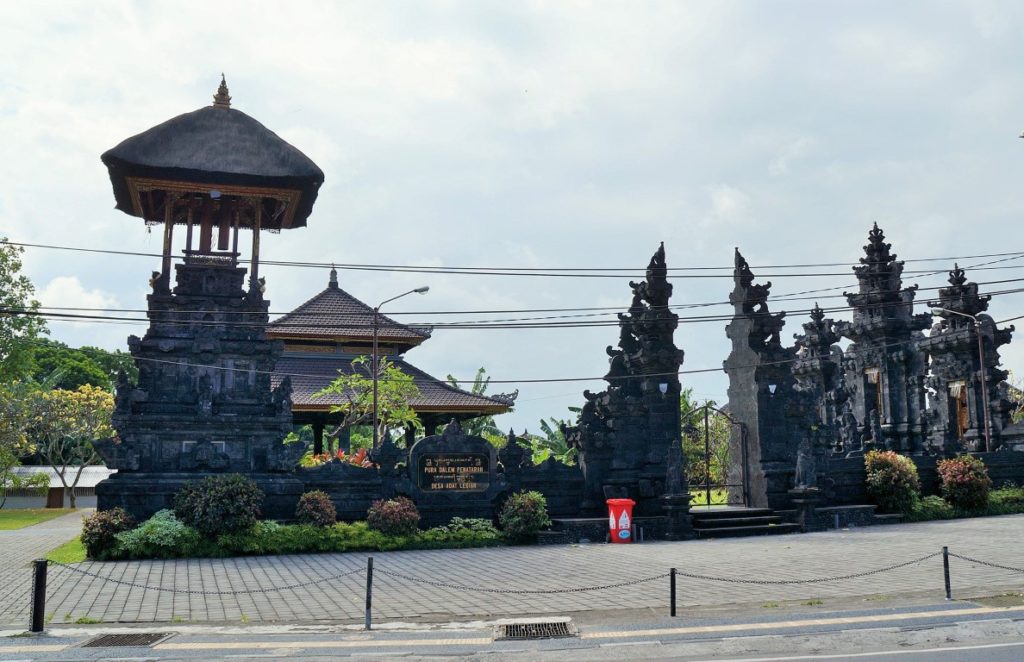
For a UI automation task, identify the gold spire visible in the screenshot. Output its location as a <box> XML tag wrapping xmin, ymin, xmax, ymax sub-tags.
<box><xmin>213</xmin><ymin>74</ymin><xmax>232</xmax><ymax>109</ymax></box>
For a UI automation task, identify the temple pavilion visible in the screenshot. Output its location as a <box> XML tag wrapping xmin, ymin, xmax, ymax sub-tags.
<box><xmin>268</xmin><ymin>269</ymin><xmax>515</xmax><ymax>454</ymax></box>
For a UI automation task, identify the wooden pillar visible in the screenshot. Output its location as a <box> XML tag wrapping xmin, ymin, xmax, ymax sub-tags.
<box><xmin>250</xmin><ymin>201</ymin><xmax>261</xmax><ymax>289</ymax></box>
<box><xmin>160</xmin><ymin>199</ymin><xmax>174</xmax><ymax>291</ymax></box>
<box><xmin>404</xmin><ymin>426</ymin><xmax>416</xmax><ymax>448</ymax></box>
<box><xmin>313</xmin><ymin>420</ymin><xmax>325</xmax><ymax>456</ymax></box>
<box><xmin>338</xmin><ymin>427</ymin><xmax>351</xmax><ymax>454</ymax></box>
<box><xmin>185</xmin><ymin>207</ymin><xmax>194</xmax><ymax>253</ymax></box>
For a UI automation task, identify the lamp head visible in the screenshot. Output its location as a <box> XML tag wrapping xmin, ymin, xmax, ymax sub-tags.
<box><xmin>414</xmin><ymin>286</ymin><xmax>430</xmax><ymax>294</ymax></box>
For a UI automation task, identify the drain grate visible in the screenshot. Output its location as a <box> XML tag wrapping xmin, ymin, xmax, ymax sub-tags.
<box><xmin>81</xmin><ymin>632</ymin><xmax>175</xmax><ymax>648</ymax></box>
<box><xmin>497</xmin><ymin>621</ymin><xmax>574</xmax><ymax>640</ymax></box>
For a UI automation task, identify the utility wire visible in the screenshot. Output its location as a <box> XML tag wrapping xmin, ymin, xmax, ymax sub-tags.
<box><xmin>7</xmin><ymin>240</ymin><xmax>1024</xmax><ymax>278</ymax></box>
<box><xmin>7</xmin><ymin>283</ymin><xmax>1024</xmax><ymax>330</ymax></box>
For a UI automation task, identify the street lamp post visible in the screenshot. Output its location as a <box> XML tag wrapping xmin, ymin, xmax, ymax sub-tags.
<box><xmin>931</xmin><ymin>307</ymin><xmax>992</xmax><ymax>452</ymax></box>
<box><xmin>372</xmin><ymin>286</ymin><xmax>429</xmax><ymax>448</ymax></box>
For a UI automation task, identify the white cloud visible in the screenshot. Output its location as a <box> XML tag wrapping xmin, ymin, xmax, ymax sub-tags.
<box><xmin>38</xmin><ymin>276</ymin><xmax>118</xmax><ymax>312</ymax></box>
<box><xmin>3</xmin><ymin>1</ymin><xmax>1024</xmax><ymax>429</ymax></box>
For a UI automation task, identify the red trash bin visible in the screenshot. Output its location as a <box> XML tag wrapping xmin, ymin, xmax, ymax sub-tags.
<box><xmin>606</xmin><ymin>498</ymin><xmax>636</xmax><ymax>544</ymax></box>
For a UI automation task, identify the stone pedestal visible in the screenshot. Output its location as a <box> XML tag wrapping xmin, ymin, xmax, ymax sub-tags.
<box><xmin>788</xmin><ymin>487</ymin><xmax>821</xmax><ymax>532</ymax></box>
<box><xmin>662</xmin><ymin>492</ymin><xmax>694</xmax><ymax>540</ymax></box>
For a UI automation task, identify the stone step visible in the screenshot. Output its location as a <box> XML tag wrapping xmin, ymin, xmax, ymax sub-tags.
<box><xmin>689</xmin><ymin>507</ymin><xmax>775</xmax><ymax>521</ymax></box>
<box><xmin>693</xmin><ymin>522</ymin><xmax>802</xmax><ymax>539</ymax></box>
<box><xmin>691</xmin><ymin>515</ymin><xmax>784</xmax><ymax>529</ymax></box>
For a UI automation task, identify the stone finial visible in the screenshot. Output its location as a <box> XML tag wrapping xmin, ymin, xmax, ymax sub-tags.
<box><xmin>213</xmin><ymin>74</ymin><xmax>232</xmax><ymax>109</ymax></box>
<box><xmin>810</xmin><ymin>302</ymin><xmax>825</xmax><ymax>323</ymax></box>
<box><xmin>328</xmin><ymin>266</ymin><xmax>339</xmax><ymax>289</ymax></box>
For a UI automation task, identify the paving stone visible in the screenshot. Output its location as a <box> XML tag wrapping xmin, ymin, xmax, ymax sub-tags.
<box><xmin>1</xmin><ymin>515</ymin><xmax>1021</xmax><ymax>625</ymax></box>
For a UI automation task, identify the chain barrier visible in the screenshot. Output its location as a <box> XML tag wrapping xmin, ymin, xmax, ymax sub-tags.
<box><xmin>948</xmin><ymin>552</ymin><xmax>1024</xmax><ymax>574</ymax></box>
<box><xmin>375</xmin><ymin>567</ymin><xmax>669</xmax><ymax>594</ymax></box>
<box><xmin>37</xmin><ymin>548</ymin><xmax>1021</xmax><ymax>599</ymax></box>
<box><xmin>669</xmin><ymin>552</ymin><xmax>942</xmax><ymax>585</ymax></box>
<box><xmin>47</xmin><ymin>561</ymin><xmax>364</xmax><ymax>595</ymax></box>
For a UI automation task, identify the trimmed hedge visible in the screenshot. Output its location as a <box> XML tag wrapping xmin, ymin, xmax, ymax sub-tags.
<box><xmin>864</xmin><ymin>450</ymin><xmax>920</xmax><ymax>513</ymax></box>
<box><xmin>937</xmin><ymin>455</ymin><xmax>992</xmax><ymax>511</ymax></box>
<box><xmin>90</xmin><ymin>517</ymin><xmax>504</xmax><ymax>560</ymax></box>
<box><xmin>173</xmin><ymin>474</ymin><xmax>264</xmax><ymax>538</ymax></box>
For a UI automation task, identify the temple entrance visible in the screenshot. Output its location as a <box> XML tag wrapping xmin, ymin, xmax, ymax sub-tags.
<box><xmin>683</xmin><ymin>403</ymin><xmax>750</xmax><ymax>508</ymax></box>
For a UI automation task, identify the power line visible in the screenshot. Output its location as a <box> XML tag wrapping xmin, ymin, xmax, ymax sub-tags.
<box><xmin>7</xmin><ymin>240</ymin><xmax>1024</xmax><ymax>278</ymax></box>
<box><xmin>8</xmin><ymin>282</ymin><xmax>1024</xmax><ymax>330</ymax></box>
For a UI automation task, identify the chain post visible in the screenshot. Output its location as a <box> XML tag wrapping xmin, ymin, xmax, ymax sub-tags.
<box><xmin>30</xmin><ymin>559</ymin><xmax>48</xmax><ymax>633</ymax></box>
<box><xmin>942</xmin><ymin>546</ymin><xmax>952</xmax><ymax>601</ymax></box>
<box><xmin>365</xmin><ymin>557</ymin><xmax>374</xmax><ymax>630</ymax></box>
<box><xmin>670</xmin><ymin>568</ymin><xmax>677</xmax><ymax>617</ymax></box>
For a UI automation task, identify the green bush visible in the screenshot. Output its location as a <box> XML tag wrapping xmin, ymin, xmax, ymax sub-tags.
<box><xmin>903</xmin><ymin>495</ymin><xmax>956</xmax><ymax>522</ymax></box>
<box><xmin>114</xmin><ymin>510</ymin><xmax>203</xmax><ymax>559</ymax></box>
<box><xmin>173</xmin><ymin>474</ymin><xmax>263</xmax><ymax>538</ymax></box>
<box><xmin>81</xmin><ymin>507</ymin><xmax>136</xmax><ymax>560</ymax></box>
<box><xmin>366</xmin><ymin>497</ymin><xmax>420</xmax><ymax>536</ymax></box>
<box><xmin>295</xmin><ymin>490</ymin><xmax>337</xmax><ymax>527</ymax></box>
<box><xmin>937</xmin><ymin>455</ymin><xmax>991</xmax><ymax>511</ymax></box>
<box><xmin>498</xmin><ymin>490</ymin><xmax>551</xmax><ymax>541</ymax></box>
<box><xmin>435</xmin><ymin>517</ymin><xmax>498</xmax><ymax>534</ymax></box>
<box><xmin>864</xmin><ymin>450</ymin><xmax>920</xmax><ymax>513</ymax></box>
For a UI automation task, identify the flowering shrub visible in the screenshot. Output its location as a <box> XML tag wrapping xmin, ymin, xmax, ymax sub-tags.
<box><xmin>498</xmin><ymin>490</ymin><xmax>551</xmax><ymax>541</ymax></box>
<box><xmin>295</xmin><ymin>490</ymin><xmax>337</xmax><ymax>527</ymax></box>
<box><xmin>81</xmin><ymin>507</ymin><xmax>136</xmax><ymax>559</ymax></box>
<box><xmin>337</xmin><ymin>447</ymin><xmax>373</xmax><ymax>468</ymax></box>
<box><xmin>300</xmin><ymin>447</ymin><xmax>373</xmax><ymax>468</ymax></box>
<box><xmin>300</xmin><ymin>452</ymin><xmax>333</xmax><ymax>468</ymax></box>
<box><xmin>864</xmin><ymin>450</ymin><xmax>920</xmax><ymax>513</ymax></box>
<box><xmin>173</xmin><ymin>474</ymin><xmax>263</xmax><ymax>538</ymax></box>
<box><xmin>366</xmin><ymin>496</ymin><xmax>420</xmax><ymax>536</ymax></box>
<box><xmin>938</xmin><ymin>455</ymin><xmax>991</xmax><ymax>510</ymax></box>
<box><xmin>115</xmin><ymin>510</ymin><xmax>202</xmax><ymax>559</ymax></box>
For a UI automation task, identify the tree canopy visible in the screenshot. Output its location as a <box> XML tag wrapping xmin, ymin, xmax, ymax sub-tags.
<box><xmin>0</xmin><ymin>238</ymin><xmax>47</xmax><ymax>382</ymax></box>
<box><xmin>315</xmin><ymin>356</ymin><xmax>422</xmax><ymax>446</ymax></box>
<box><xmin>28</xmin><ymin>384</ymin><xmax>114</xmax><ymax>508</ymax></box>
<box><xmin>30</xmin><ymin>338</ymin><xmax>137</xmax><ymax>390</ymax></box>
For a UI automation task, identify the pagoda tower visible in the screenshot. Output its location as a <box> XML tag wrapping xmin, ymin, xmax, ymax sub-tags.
<box><xmin>921</xmin><ymin>265</ymin><xmax>1014</xmax><ymax>452</ymax></box>
<box><xmin>94</xmin><ymin>78</ymin><xmax>325</xmax><ymax>519</ymax></box>
<box><xmin>834</xmin><ymin>224</ymin><xmax>932</xmax><ymax>453</ymax></box>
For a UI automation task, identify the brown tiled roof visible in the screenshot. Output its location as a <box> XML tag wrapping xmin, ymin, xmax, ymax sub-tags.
<box><xmin>268</xmin><ymin>270</ymin><xmax>431</xmax><ymax>344</ymax></box>
<box><xmin>272</xmin><ymin>354</ymin><xmax>513</xmax><ymax>414</ymax></box>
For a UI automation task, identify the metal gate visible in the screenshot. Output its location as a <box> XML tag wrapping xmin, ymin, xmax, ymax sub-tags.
<box><xmin>682</xmin><ymin>403</ymin><xmax>749</xmax><ymax>507</ymax></box>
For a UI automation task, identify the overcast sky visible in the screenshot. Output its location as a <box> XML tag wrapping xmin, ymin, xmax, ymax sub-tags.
<box><xmin>3</xmin><ymin>1</ymin><xmax>1024</xmax><ymax>433</ymax></box>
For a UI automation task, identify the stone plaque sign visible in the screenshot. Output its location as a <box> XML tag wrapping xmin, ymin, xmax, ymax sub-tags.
<box><xmin>406</xmin><ymin>419</ymin><xmax>507</xmax><ymax>525</ymax></box>
<box><xmin>418</xmin><ymin>453</ymin><xmax>490</xmax><ymax>492</ymax></box>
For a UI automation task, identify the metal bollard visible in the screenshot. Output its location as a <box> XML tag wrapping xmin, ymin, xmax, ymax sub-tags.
<box><xmin>30</xmin><ymin>559</ymin><xmax>48</xmax><ymax>633</ymax></box>
<box><xmin>364</xmin><ymin>557</ymin><xmax>374</xmax><ymax>630</ymax></box>
<box><xmin>670</xmin><ymin>567</ymin><xmax>677</xmax><ymax>617</ymax></box>
<box><xmin>942</xmin><ymin>546</ymin><xmax>952</xmax><ymax>601</ymax></box>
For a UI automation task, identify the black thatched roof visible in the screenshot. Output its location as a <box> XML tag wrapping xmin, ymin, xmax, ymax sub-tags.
<box><xmin>101</xmin><ymin>81</ymin><xmax>324</xmax><ymax>228</ymax></box>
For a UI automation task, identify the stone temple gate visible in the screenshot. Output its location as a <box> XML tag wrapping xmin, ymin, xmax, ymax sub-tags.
<box><xmin>725</xmin><ymin>224</ymin><xmax>1024</xmax><ymax>510</ymax></box>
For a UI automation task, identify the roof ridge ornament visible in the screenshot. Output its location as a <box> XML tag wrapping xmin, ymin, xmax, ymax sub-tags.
<box><xmin>329</xmin><ymin>265</ymin><xmax>339</xmax><ymax>288</ymax></box>
<box><xmin>213</xmin><ymin>74</ymin><xmax>232</xmax><ymax>109</ymax></box>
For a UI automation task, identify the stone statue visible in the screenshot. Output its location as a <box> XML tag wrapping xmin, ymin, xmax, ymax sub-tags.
<box><xmin>866</xmin><ymin>409</ymin><xmax>884</xmax><ymax>450</ymax></box>
<box><xmin>197</xmin><ymin>373</ymin><xmax>213</xmax><ymax>416</ymax></box>
<box><xmin>794</xmin><ymin>436</ymin><xmax>817</xmax><ymax>489</ymax></box>
<box><xmin>839</xmin><ymin>401</ymin><xmax>859</xmax><ymax>455</ymax></box>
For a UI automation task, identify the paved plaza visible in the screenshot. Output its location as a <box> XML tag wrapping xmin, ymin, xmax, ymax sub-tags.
<box><xmin>1</xmin><ymin>514</ymin><xmax>1022</xmax><ymax>627</ymax></box>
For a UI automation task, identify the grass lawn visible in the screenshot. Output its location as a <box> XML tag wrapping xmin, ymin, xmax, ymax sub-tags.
<box><xmin>46</xmin><ymin>536</ymin><xmax>86</xmax><ymax>564</ymax></box>
<box><xmin>689</xmin><ymin>488</ymin><xmax>729</xmax><ymax>506</ymax></box>
<box><xmin>0</xmin><ymin>509</ymin><xmax>76</xmax><ymax>530</ymax></box>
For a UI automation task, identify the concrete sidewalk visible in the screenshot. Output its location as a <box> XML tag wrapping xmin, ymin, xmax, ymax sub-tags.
<box><xmin>1</xmin><ymin>514</ymin><xmax>1021</xmax><ymax>627</ymax></box>
<box><xmin>0</xmin><ymin>509</ymin><xmax>86</xmax><ymax>627</ymax></box>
